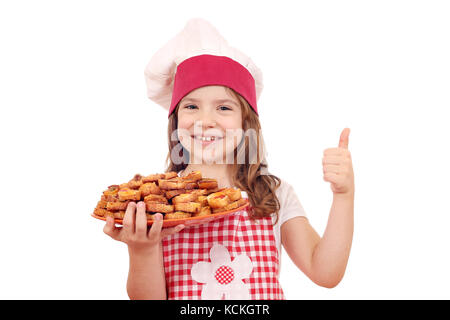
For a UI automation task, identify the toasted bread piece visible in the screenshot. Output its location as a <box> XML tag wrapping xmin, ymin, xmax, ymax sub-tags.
<box><xmin>197</xmin><ymin>179</ymin><xmax>218</xmax><ymax>189</ymax></box>
<box><xmin>222</xmin><ymin>188</ymin><xmax>241</xmax><ymax>201</ymax></box>
<box><xmin>118</xmin><ymin>189</ymin><xmax>141</xmax><ymax>201</ymax></box>
<box><xmin>130</xmin><ymin>174</ymin><xmax>143</xmax><ymax>180</ymax></box>
<box><xmin>212</xmin><ymin>198</ymin><xmax>248</xmax><ymax>213</ymax></box>
<box><xmin>165</xmin><ymin>189</ymin><xmax>186</xmax><ymax>199</ymax></box>
<box><xmin>207</xmin><ymin>191</ymin><xmax>231</xmax><ymax>209</ymax></box>
<box><xmin>195</xmin><ymin>195</ymin><xmax>208</xmax><ymax>206</ymax></box>
<box><xmin>106</xmin><ymin>201</ymin><xmax>130</xmax><ymax>211</ymax></box>
<box><xmin>183</xmin><ymin>171</ymin><xmax>202</xmax><ymax>181</ymax></box>
<box><xmin>184</xmin><ymin>181</ymin><xmax>198</xmax><ymax>190</ymax></box>
<box><xmin>164</xmin><ymin>211</ymin><xmax>192</xmax><ymax>219</ymax></box>
<box><xmin>139</xmin><ymin>182</ymin><xmax>162</xmax><ymax>197</ymax></box>
<box><xmin>145</xmin><ymin>202</ymin><xmax>174</xmax><ymax>213</ymax></box>
<box><xmin>187</xmin><ymin>189</ymin><xmax>208</xmax><ymax>196</ymax></box>
<box><xmin>142</xmin><ymin>173</ymin><xmax>165</xmax><ymax>183</ymax></box>
<box><xmin>158</xmin><ymin>179</ymin><xmax>187</xmax><ymax>190</ymax></box>
<box><xmin>204</xmin><ymin>187</ymin><xmax>221</xmax><ymax>195</ymax></box>
<box><xmin>93</xmin><ymin>207</ymin><xmax>109</xmax><ymax>217</ymax></box>
<box><xmin>235</xmin><ymin>198</ymin><xmax>248</xmax><ymax>207</ymax></box>
<box><xmin>192</xmin><ymin>205</ymin><xmax>211</xmax><ymax>217</ymax></box>
<box><xmin>103</xmin><ymin>185</ymin><xmax>120</xmax><ymax>197</ymax></box>
<box><xmin>114</xmin><ymin>211</ymin><xmax>126</xmax><ymax>219</ymax></box>
<box><xmin>97</xmin><ymin>200</ymin><xmax>107</xmax><ymax>209</ymax></box>
<box><xmin>143</xmin><ymin>194</ymin><xmax>168</xmax><ymax>204</ymax></box>
<box><xmin>172</xmin><ymin>192</ymin><xmax>198</xmax><ymax>204</ymax></box>
<box><xmin>164</xmin><ymin>171</ymin><xmax>178</xmax><ymax>180</ymax></box>
<box><xmin>128</xmin><ymin>181</ymin><xmax>143</xmax><ymax>189</ymax></box>
<box><xmin>128</xmin><ymin>174</ymin><xmax>143</xmax><ymax>189</ymax></box>
<box><xmin>211</xmin><ymin>206</ymin><xmax>227</xmax><ymax>214</ymax></box>
<box><xmin>174</xmin><ymin>202</ymin><xmax>201</xmax><ymax>213</ymax></box>
<box><xmin>102</xmin><ymin>194</ymin><xmax>119</xmax><ymax>202</ymax></box>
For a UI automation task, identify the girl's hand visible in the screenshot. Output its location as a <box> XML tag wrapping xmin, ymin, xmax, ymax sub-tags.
<box><xmin>322</xmin><ymin>128</ymin><xmax>355</xmax><ymax>195</ymax></box>
<box><xmin>103</xmin><ymin>201</ymin><xmax>185</xmax><ymax>254</ymax></box>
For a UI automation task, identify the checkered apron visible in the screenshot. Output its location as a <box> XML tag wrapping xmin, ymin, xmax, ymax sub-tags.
<box><xmin>162</xmin><ymin>206</ymin><xmax>285</xmax><ymax>300</ymax></box>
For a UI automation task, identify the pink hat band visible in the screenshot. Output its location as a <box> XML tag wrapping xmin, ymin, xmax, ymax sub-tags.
<box><xmin>169</xmin><ymin>54</ymin><xmax>258</xmax><ymax>117</ymax></box>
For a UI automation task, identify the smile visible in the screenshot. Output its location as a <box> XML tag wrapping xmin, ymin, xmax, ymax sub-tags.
<box><xmin>192</xmin><ymin>135</ymin><xmax>223</xmax><ymax>142</ymax></box>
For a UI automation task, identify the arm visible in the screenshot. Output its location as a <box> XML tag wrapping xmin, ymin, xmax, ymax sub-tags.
<box><xmin>281</xmin><ymin>191</ymin><xmax>354</xmax><ymax>288</ymax></box>
<box><xmin>127</xmin><ymin>242</ymin><xmax>166</xmax><ymax>300</ymax></box>
<box><xmin>103</xmin><ymin>202</ymin><xmax>184</xmax><ymax>300</ymax></box>
<box><xmin>282</xmin><ymin>128</ymin><xmax>355</xmax><ymax>288</ymax></box>
<box><xmin>311</xmin><ymin>191</ymin><xmax>354</xmax><ymax>286</ymax></box>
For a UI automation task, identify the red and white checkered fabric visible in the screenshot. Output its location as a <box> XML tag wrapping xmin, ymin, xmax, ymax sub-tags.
<box><xmin>162</xmin><ymin>207</ymin><xmax>285</xmax><ymax>300</ymax></box>
<box><xmin>215</xmin><ymin>266</ymin><xmax>235</xmax><ymax>284</ymax></box>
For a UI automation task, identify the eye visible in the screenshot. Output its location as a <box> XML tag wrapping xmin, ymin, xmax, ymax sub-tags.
<box><xmin>184</xmin><ymin>104</ymin><xmax>198</xmax><ymax>110</ymax></box>
<box><xmin>218</xmin><ymin>105</ymin><xmax>232</xmax><ymax>111</ymax></box>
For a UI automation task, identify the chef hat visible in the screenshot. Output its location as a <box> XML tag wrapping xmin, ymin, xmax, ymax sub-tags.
<box><xmin>144</xmin><ymin>18</ymin><xmax>263</xmax><ymax>117</ymax></box>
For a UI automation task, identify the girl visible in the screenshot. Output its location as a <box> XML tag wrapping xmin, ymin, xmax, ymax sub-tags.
<box><xmin>103</xmin><ymin>18</ymin><xmax>355</xmax><ymax>300</ymax></box>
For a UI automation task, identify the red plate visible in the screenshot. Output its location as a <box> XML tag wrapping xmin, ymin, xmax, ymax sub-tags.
<box><xmin>91</xmin><ymin>198</ymin><xmax>250</xmax><ymax>228</ymax></box>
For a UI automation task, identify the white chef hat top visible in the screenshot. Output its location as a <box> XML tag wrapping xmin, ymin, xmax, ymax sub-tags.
<box><xmin>144</xmin><ymin>18</ymin><xmax>263</xmax><ymax>117</ymax></box>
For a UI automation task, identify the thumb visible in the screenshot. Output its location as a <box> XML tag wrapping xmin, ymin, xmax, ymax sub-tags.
<box><xmin>103</xmin><ymin>216</ymin><xmax>120</xmax><ymax>240</ymax></box>
<box><xmin>338</xmin><ymin>128</ymin><xmax>350</xmax><ymax>149</ymax></box>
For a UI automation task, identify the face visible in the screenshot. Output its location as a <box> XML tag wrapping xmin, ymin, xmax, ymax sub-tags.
<box><xmin>176</xmin><ymin>85</ymin><xmax>243</xmax><ymax>164</ymax></box>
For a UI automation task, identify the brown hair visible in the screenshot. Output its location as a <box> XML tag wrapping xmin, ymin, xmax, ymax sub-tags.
<box><xmin>165</xmin><ymin>87</ymin><xmax>281</xmax><ymax>223</ymax></box>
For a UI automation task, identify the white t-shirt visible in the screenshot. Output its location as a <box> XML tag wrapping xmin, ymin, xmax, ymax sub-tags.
<box><xmin>271</xmin><ymin>179</ymin><xmax>308</xmax><ymax>259</ymax></box>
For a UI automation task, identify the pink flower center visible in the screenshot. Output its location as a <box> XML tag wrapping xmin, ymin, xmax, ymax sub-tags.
<box><xmin>214</xmin><ymin>265</ymin><xmax>235</xmax><ymax>285</ymax></box>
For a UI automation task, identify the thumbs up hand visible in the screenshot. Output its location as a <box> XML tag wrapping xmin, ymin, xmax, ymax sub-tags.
<box><xmin>322</xmin><ymin>128</ymin><xmax>354</xmax><ymax>195</ymax></box>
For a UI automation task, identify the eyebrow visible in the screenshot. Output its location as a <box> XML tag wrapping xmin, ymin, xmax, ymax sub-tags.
<box><xmin>181</xmin><ymin>98</ymin><xmax>239</xmax><ymax>107</ymax></box>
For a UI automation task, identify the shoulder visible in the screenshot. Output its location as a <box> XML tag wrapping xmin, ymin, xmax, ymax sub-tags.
<box><xmin>275</xmin><ymin>178</ymin><xmax>294</xmax><ymax>197</ymax></box>
<box><xmin>274</xmin><ymin>178</ymin><xmax>307</xmax><ymax>225</ymax></box>
<box><xmin>275</xmin><ymin>178</ymin><xmax>299</xmax><ymax>204</ymax></box>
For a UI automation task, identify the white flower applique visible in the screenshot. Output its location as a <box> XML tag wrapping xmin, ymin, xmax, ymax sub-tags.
<box><xmin>191</xmin><ymin>244</ymin><xmax>253</xmax><ymax>300</ymax></box>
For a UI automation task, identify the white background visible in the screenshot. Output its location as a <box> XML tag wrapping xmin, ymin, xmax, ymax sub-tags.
<box><xmin>1</xmin><ymin>0</ymin><xmax>449</xmax><ymax>299</ymax></box>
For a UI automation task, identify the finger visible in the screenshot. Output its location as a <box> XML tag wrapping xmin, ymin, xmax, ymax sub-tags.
<box><xmin>323</xmin><ymin>147</ymin><xmax>342</xmax><ymax>156</ymax></box>
<box><xmin>161</xmin><ymin>224</ymin><xmax>185</xmax><ymax>239</ymax></box>
<box><xmin>323</xmin><ymin>164</ymin><xmax>340</xmax><ymax>174</ymax></box>
<box><xmin>135</xmin><ymin>201</ymin><xmax>148</xmax><ymax>238</ymax></box>
<box><xmin>323</xmin><ymin>147</ymin><xmax>351</xmax><ymax>158</ymax></box>
<box><xmin>323</xmin><ymin>172</ymin><xmax>339</xmax><ymax>183</ymax></box>
<box><xmin>148</xmin><ymin>213</ymin><xmax>164</xmax><ymax>240</ymax></box>
<box><xmin>103</xmin><ymin>216</ymin><xmax>120</xmax><ymax>240</ymax></box>
<box><xmin>322</xmin><ymin>155</ymin><xmax>343</xmax><ymax>165</ymax></box>
<box><xmin>338</xmin><ymin>128</ymin><xmax>350</xmax><ymax>149</ymax></box>
<box><xmin>123</xmin><ymin>202</ymin><xmax>137</xmax><ymax>234</ymax></box>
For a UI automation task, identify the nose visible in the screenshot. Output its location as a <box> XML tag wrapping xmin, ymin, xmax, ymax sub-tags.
<box><xmin>193</xmin><ymin>120</ymin><xmax>216</xmax><ymax>136</ymax></box>
<box><xmin>204</xmin><ymin>119</ymin><xmax>217</xmax><ymax>128</ymax></box>
<box><xmin>195</xmin><ymin>110</ymin><xmax>217</xmax><ymax>130</ymax></box>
